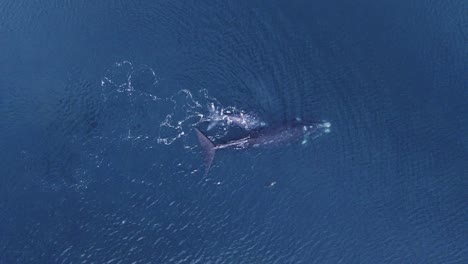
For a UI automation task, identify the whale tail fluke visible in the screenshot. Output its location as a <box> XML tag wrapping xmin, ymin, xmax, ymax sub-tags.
<box><xmin>194</xmin><ymin>128</ymin><xmax>216</xmax><ymax>175</ymax></box>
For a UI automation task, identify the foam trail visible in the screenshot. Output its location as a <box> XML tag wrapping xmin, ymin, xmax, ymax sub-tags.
<box><xmin>100</xmin><ymin>61</ymin><xmax>267</xmax><ymax>146</ymax></box>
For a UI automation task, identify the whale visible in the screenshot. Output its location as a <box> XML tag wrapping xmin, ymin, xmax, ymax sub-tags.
<box><xmin>194</xmin><ymin>120</ymin><xmax>330</xmax><ymax>175</ymax></box>
<box><xmin>203</xmin><ymin>103</ymin><xmax>266</xmax><ymax>131</ymax></box>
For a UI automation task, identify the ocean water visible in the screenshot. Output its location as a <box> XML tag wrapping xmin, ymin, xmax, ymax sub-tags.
<box><xmin>1</xmin><ymin>0</ymin><xmax>467</xmax><ymax>263</ymax></box>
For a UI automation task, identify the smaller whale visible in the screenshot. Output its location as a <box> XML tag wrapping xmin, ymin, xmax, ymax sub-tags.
<box><xmin>194</xmin><ymin>120</ymin><xmax>330</xmax><ymax>175</ymax></box>
<box><xmin>203</xmin><ymin>103</ymin><xmax>266</xmax><ymax>131</ymax></box>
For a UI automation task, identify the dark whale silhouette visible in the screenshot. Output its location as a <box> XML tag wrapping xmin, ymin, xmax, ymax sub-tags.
<box><xmin>194</xmin><ymin>120</ymin><xmax>330</xmax><ymax>175</ymax></box>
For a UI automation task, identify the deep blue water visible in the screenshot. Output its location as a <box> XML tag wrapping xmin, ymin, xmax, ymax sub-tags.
<box><xmin>1</xmin><ymin>0</ymin><xmax>467</xmax><ymax>263</ymax></box>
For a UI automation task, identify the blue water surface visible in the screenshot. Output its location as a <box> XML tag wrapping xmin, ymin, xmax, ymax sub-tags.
<box><xmin>1</xmin><ymin>0</ymin><xmax>467</xmax><ymax>263</ymax></box>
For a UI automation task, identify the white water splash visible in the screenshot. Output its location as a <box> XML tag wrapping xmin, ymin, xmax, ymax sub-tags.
<box><xmin>100</xmin><ymin>61</ymin><xmax>267</xmax><ymax>147</ymax></box>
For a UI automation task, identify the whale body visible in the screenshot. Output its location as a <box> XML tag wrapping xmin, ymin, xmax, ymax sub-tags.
<box><xmin>203</xmin><ymin>103</ymin><xmax>266</xmax><ymax>131</ymax></box>
<box><xmin>194</xmin><ymin>120</ymin><xmax>330</xmax><ymax>175</ymax></box>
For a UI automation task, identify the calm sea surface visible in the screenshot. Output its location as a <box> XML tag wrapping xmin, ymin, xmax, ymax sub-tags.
<box><xmin>1</xmin><ymin>0</ymin><xmax>466</xmax><ymax>263</ymax></box>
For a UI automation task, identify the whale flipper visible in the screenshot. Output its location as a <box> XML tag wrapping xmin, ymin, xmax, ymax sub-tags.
<box><xmin>207</xmin><ymin>121</ymin><xmax>218</xmax><ymax>131</ymax></box>
<box><xmin>194</xmin><ymin>128</ymin><xmax>216</xmax><ymax>175</ymax></box>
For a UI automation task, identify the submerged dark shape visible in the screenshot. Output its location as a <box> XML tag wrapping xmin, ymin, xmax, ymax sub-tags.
<box><xmin>194</xmin><ymin>120</ymin><xmax>331</xmax><ymax>175</ymax></box>
<box><xmin>203</xmin><ymin>103</ymin><xmax>267</xmax><ymax>131</ymax></box>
